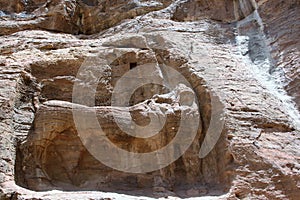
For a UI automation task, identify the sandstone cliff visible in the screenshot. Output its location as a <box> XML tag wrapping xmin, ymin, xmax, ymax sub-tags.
<box><xmin>0</xmin><ymin>0</ymin><xmax>299</xmax><ymax>199</ymax></box>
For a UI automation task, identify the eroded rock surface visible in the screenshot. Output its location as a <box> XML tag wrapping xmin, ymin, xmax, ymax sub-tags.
<box><xmin>0</xmin><ymin>0</ymin><xmax>299</xmax><ymax>200</ymax></box>
<box><xmin>0</xmin><ymin>0</ymin><xmax>173</xmax><ymax>35</ymax></box>
<box><xmin>19</xmin><ymin>84</ymin><xmax>202</xmax><ymax>194</ymax></box>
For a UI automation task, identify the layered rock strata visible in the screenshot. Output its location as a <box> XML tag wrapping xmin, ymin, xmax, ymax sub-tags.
<box><xmin>0</xmin><ymin>0</ymin><xmax>299</xmax><ymax>199</ymax></box>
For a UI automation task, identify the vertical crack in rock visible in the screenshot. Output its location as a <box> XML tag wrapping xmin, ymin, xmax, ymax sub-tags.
<box><xmin>236</xmin><ymin>2</ymin><xmax>300</xmax><ymax>130</ymax></box>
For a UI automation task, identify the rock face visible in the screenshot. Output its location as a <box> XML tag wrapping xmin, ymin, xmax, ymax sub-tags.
<box><xmin>257</xmin><ymin>0</ymin><xmax>300</xmax><ymax>111</ymax></box>
<box><xmin>18</xmin><ymin>86</ymin><xmax>201</xmax><ymax>192</ymax></box>
<box><xmin>0</xmin><ymin>0</ymin><xmax>173</xmax><ymax>35</ymax></box>
<box><xmin>0</xmin><ymin>0</ymin><xmax>299</xmax><ymax>200</ymax></box>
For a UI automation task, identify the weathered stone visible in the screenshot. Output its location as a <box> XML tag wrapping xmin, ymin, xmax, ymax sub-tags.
<box><xmin>18</xmin><ymin>85</ymin><xmax>202</xmax><ymax>192</ymax></box>
<box><xmin>0</xmin><ymin>0</ymin><xmax>299</xmax><ymax>200</ymax></box>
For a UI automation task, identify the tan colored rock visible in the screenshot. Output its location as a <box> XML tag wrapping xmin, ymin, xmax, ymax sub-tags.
<box><xmin>0</xmin><ymin>0</ymin><xmax>299</xmax><ymax>200</ymax></box>
<box><xmin>0</xmin><ymin>0</ymin><xmax>25</xmax><ymax>13</ymax></box>
<box><xmin>171</xmin><ymin>0</ymin><xmax>256</xmax><ymax>22</ymax></box>
<box><xmin>18</xmin><ymin>85</ymin><xmax>202</xmax><ymax>192</ymax></box>
<box><xmin>0</xmin><ymin>0</ymin><xmax>173</xmax><ymax>35</ymax></box>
